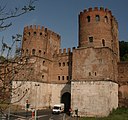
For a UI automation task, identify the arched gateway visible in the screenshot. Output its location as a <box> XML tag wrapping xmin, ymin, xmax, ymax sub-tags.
<box><xmin>61</xmin><ymin>92</ymin><xmax>71</xmax><ymax>113</ymax></box>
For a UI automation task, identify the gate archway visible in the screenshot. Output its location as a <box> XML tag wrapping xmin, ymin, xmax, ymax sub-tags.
<box><xmin>61</xmin><ymin>92</ymin><xmax>71</xmax><ymax>113</ymax></box>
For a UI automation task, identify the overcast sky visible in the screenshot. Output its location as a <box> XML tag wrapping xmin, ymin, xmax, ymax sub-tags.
<box><xmin>1</xmin><ymin>0</ymin><xmax>128</xmax><ymax>50</ymax></box>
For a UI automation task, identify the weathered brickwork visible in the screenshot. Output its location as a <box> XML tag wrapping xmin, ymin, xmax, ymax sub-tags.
<box><xmin>72</xmin><ymin>47</ymin><xmax>118</xmax><ymax>81</ymax></box>
<box><xmin>22</xmin><ymin>25</ymin><xmax>61</xmax><ymax>59</ymax></box>
<box><xmin>10</xmin><ymin>7</ymin><xmax>128</xmax><ymax>117</ymax></box>
<box><xmin>118</xmin><ymin>62</ymin><xmax>128</xmax><ymax>107</ymax></box>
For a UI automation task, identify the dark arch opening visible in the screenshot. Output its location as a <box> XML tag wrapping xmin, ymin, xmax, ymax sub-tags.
<box><xmin>61</xmin><ymin>92</ymin><xmax>71</xmax><ymax>113</ymax></box>
<box><xmin>95</xmin><ymin>15</ymin><xmax>100</xmax><ymax>21</ymax></box>
<box><xmin>87</xmin><ymin>16</ymin><xmax>90</xmax><ymax>22</ymax></box>
<box><xmin>104</xmin><ymin>16</ymin><xmax>108</xmax><ymax>23</ymax></box>
<box><xmin>102</xmin><ymin>39</ymin><xmax>105</xmax><ymax>46</ymax></box>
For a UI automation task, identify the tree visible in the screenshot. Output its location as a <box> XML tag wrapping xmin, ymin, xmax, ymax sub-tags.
<box><xmin>0</xmin><ymin>0</ymin><xmax>37</xmax><ymax>117</ymax></box>
<box><xmin>0</xmin><ymin>0</ymin><xmax>36</xmax><ymax>30</ymax></box>
<box><xmin>119</xmin><ymin>41</ymin><xmax>128</xmax><ymax>61</ymax></box>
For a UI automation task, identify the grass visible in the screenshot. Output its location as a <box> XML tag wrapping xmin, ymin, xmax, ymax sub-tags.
<box><xmin>80</xmin><ymin>107</ymin><xmax>128</xmax><ymax>120</ymax></box>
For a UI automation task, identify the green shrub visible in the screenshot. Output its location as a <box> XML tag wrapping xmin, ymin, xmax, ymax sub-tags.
<box><xmin>80</xmin><ymin>107</ymin><xmax>128</xmax><ymax>120</ymax></box>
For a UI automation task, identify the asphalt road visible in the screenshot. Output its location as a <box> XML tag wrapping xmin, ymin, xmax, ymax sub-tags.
<box><xmin>9</xmin><ymin>109</ymin><xmax>73</xmax><ymax>120</ymax></box>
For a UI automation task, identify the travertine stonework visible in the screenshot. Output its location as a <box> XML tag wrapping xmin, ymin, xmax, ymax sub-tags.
<box><xmin>11</xmin><ymin>81</ymin><xmax>71</xmax><ymax>109</ymax></box>
<box><xmin>11</xmin><ymin>7</ymin><xmax>128</xmax><ymax>117</ymax></box>
<box><xmin>71</xmin><ymin>81</ymin><xmax>118</xmax><ymax>117</ymax></box>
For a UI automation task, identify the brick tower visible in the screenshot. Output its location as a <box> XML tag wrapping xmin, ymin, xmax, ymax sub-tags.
<box><xmin>19</xmin><ymin>25</ymin><xmax>61</xmax><ymax>83</ymax></box>
<box><xmin>11</xmin><ymin>7</ymin><xmax>124</xmax><ymax>117</ymax></box>
<box><xmin>78</xmin><ymin>7</ymin><xmax>119</xmax><ymax>61</ymax></box>
<box><xmin>22</xmin><ymin>25</ymin><xmax>61</xmax><ymax>59</ymax></box>
<box><xmin>71</xmin><ymin>7</ymin><xmax>119</xmax><ymax>117</ymax></box>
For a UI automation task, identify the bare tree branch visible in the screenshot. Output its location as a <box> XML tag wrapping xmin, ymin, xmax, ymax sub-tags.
<box><xmin>0</xmin><ymin>0</ymin><xmax>37</xmax><ymax>116</ymax></box>
<box><xmin>0</xmin><ymin>0</ymin><xmax>37</xmax><ymax>30</ymax></box>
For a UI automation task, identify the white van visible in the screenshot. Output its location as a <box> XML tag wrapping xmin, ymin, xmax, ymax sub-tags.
<box><xmin>52</xmin><ymin>103</ymin><xmax>64</xmax><ymax>114</ymax></box>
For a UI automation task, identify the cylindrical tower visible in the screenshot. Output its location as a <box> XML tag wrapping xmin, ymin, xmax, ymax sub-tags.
<box><xmin>78</xmin><ymin>7</ymin><xmax>119</xmax><ymax>60</ymax></box>
<box><xmin>71</xmin><ymin>7</ymin><xmax>119</xmax><ymax>117</ymax></box>
<box><xmin>21</xmin><ymin>25</ymin><xmax>61</xmax><ymax>59</ymax></box>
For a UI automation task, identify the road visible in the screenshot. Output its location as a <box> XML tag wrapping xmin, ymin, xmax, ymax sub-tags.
<box><xmin>9</xmin><ymin>109</ymin><xmax>73</xmax><ymax>120</ymax></box>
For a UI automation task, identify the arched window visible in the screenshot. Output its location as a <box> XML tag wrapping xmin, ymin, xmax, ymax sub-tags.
<box><xmin>34</xmin><ymin>31</ymin><xmax>36</xmax><ymax>35</ymax></box>
<box><xmin>102</xmin><ymin>39</ymin><xmax>105</xmax><ymax>46</ymax></box>
<box><xmin>43</xmin><ymin>61</ymin><xmax>45</xmax><ymax>66</ymax></box>
<box><xmin>39</xmin><ymin>50</ymin><xmax>41</xmax><ymax>53</ymax></box>
<box><xmin>26</xmin><ymin>49</ymin><xmax>28</xmax><ymax>54</ymax></box>
<box><xmin>32</xmin><ymin>49</ymin><xmax>35</xmax><ymax>55</ymax></box>
<box><xmin>95</xmin><ymin>15</ymin><xmax>100</xmax><ymax>22</ymax></box>
<box><xmin>89</xmin><ymin>72</ymin><xmax>91</xmax><ymax>76</ymax></box>
<box><xmin>42</xmin><ymin>75</ymin><xmax>44</xmax><ymax>78</ymax></box>
<box><xmin>104</xmin><ymin>16</ymin><xmax>108</xmax><ymax>23</ymax></box>
<box><xmin>89</xmin><ymin>36</ymin><xmax>93</xmax><ymax>43</ymax></box>
<box><xmin>58</xmin><ymin>76</ymin><xmax>60</xmax><ymax>80</ymax></box>
<box><xmin>39</xmin><ymin>50</ymin><xmax>41</xmax><ymax>55</ymax></box>
<box><xmin>95</xmin><ymin>72</ymin><xmax>97</xmax><ymax>76</ymax></box>
<box><xmin>63</xmin><ymin>62</ymin><xmax>65</xmax><ymax>66</ymax></box>
<box><xmin>87</xmin><ymin>16</ymin><xmax>90</xmax><ymax>22</ymax></box>
<box><xmin>40</xmin><ymin>32</ymin><xmax>42</xmax><ymax>35</ymax></box>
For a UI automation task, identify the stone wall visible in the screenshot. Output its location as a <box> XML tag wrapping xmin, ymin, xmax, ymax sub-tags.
<box><xmin>72</xmin><ymin>47</ymin><xmax>118</xmax><ymax>81</ymax></box>
<box><xmin>118</xmin><ymin>62</ymin><xmax>128</xmax><ymax>107</ymax></box>
<box><xmin>9</xmin><ymin>6</ymin><xmax>128</xmax><ymax>117</ymax></box>
<box><xmin>71</xmin><ymin>80</ymin><xmax>118</xmax><ymax>117</ymax></box>
<box><xmin>50</xmin><ymin>83</ymin><xmax>71</xmax><ymax>107</ymax></box>
<box><xmin>52</xmin><ymin>49</ymin><xmax>72</xmax><ymax>84</ymax></box>
<box><xmin>11</xmin><ymin>81</ymin><xmax>70</xmax><ymax>109</ymax></box>
<box><xmin>14</xmin><ymin>57</ymin><xmax>51</xmax><ymax>83</ymax></box>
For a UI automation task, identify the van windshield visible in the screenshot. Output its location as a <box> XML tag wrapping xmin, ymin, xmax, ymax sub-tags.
<box><xmin>53</xmin><ymin>106</ymin><xmax>60</xmax><ymax>109</ymax></box>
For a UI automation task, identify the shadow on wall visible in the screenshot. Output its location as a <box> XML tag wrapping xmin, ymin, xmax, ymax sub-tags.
<box><xmin>61</xmin><ymin>83</ymin><xmax>71</xmax><ymax>113</ymax></box>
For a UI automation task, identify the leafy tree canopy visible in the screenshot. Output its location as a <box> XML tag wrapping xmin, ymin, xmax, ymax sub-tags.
<box><xmin>119</xmin><ymin>41</ymin><xmax>128</xmax><ymax>61</ymax></box>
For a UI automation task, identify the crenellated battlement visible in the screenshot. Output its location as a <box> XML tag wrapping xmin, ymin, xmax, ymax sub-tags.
<box><xmin>22</xmin><ymin>25</ymin><xmax>61</xmax><ymax>58</ymax></box>
<box><xmin>24</xmin><ymin>25</ymin><xmax>60</xmax><ymax>39</ymax></box>
<box><xmin>79</xmin><ymin>7</ymin><xmax>118</xmax><ymax>26</ymax></box>
<box><xmin>79</xmin><ymin>7</ymin><xmax>115</xmax><ymax>22</ymax></box>
<box><xmin>80</xmin><ymin>7</ymin><xmax>117</xmax><ymax>24</ymax></box>
<box><xmin>24</xmin><ymin>25</ymin><xmax>45</xmax><ymax>31</ymax></box>
<box><xmin>56</xmin><ymin>47</ymin><xmax>76</xmax><ymax>56</ymax></box>
<box><xmin>79</xmin><ymin>7</ymin><xmax>112</xmax><ymax>15</ymax></box>
<box><xmin>58</xmin><ymin>48</ymin><xmax>71</xmax><ymax>55</ymax></box>
<box><xmin>12</xmin><ymin>6</ymin><xmax>125</xmax><ymax>116</ymax></box>
<box><xmin>111</xmin><ymin>16</ymin><xmax>118</xmax><ymax>28</ymax></box>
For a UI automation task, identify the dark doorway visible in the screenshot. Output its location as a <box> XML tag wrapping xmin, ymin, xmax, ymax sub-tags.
<box><xmin>61</xmin><ymin>92</ymin><xmax>71</xmax><ymax>113</ymax></box>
